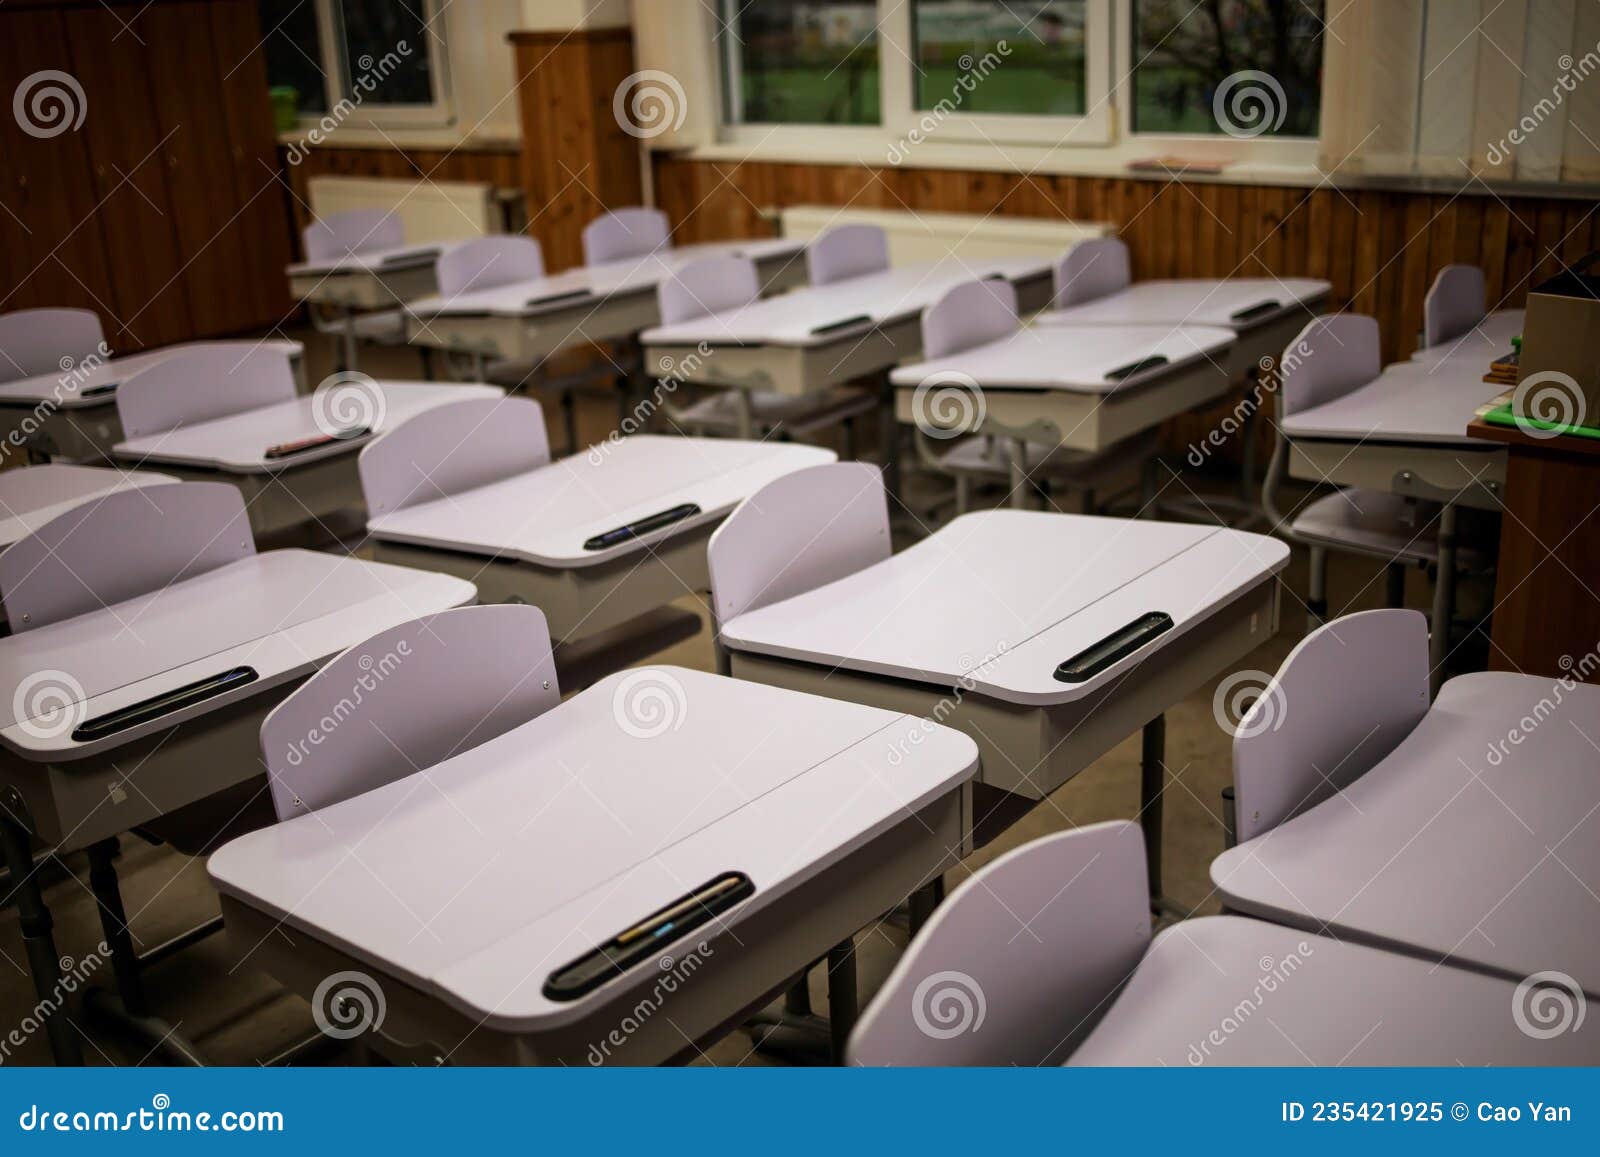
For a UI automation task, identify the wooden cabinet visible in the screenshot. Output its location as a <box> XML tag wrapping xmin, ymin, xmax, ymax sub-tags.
<box><xmin>0</xmin><ymin>0</ymin><xmax>292</xmax><ymax>352</ymax></box>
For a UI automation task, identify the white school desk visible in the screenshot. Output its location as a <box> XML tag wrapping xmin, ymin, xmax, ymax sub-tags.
<box><xmin>368</xmin><ymin>435</ymin><xmax>833</xmax><ymax>643</ymax></box>
<box><xmin>0</xmin><ymin>464</ymin><xmax>176</xmax><ymax>550</ymax></box>
<box><xmin>1070</xmin><ymin>916</ymin><xmax>1598</xmax><ymax>1065</ymax></box>
<box><xmin>0</xmin><ymin>537</ymin><xmax>474</xmax><ymax>1064</ymax></box>
<box><xmin>405</xmin><ymin>238</ymin><xmax>807</xmax><ymax>364</ymax></box>
<box><xmin>287</xmin><ymin>242</ymin><xmax>442</xmax><ymax>310</ymax></box>
<box><xmin>0</xmin><ymin>339</ymin><xmax>305</xmax><ymax>464</ymax></box>
<box><xmin>208</xmin><ymin>666</ymin><xmax>979</xmax><ymax>1065</ymax></box>
<box><xmin>1036</xmin><ymin>277</ymin><xmax>1332</xmax><ymax>379</ymax></box>
<box><xmin>641</xmin><ymin>257</ymin><xmax>1057</xmax><ymax>399</ymax></box>
<box><xmin>115</xmin><ymin>381</ymin><xmax>501</xmax><ymax>537</ymax></box>
<box><xmin>888</xmin><ymin>323</ymin><xmax>1236</xmax><ymax>489</ymax></box>
<box><xmin>722</xmin><ymin>510</ymin><xmax>1287</xmax><ymax>871</ymax></box>
<box><xmin>1411</xmin><ymin>308</ymin><xmax>1524</xmax><ymax>367</ymax></box>
<box><xmin>1212</xmin><ymin>672</ymin><xmax>1600</xmax><ymax>998</ymax></box>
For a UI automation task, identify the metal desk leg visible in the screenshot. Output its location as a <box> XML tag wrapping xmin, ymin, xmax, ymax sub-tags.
<box><xmin>826</xmin><ymin>937</ymin><xmax>857</xmax><ymax>1062</ymax></box>
<box><xmin>907</xmin><ymin>875</ymin><xmax>946</xmax><ymax>937</ymax></box>
<box><xmin>734</xmin><ymin>389</ymin><xmax>755</xmax><ymax>441</ymax></box>
<box><xmin>877</xmin><ymin>372</ymin><xmax>901</xmax><ymax>502</ymax></box>
<box><xmin>1430</xmin><ymin>502</ymin><xmax>1458</xmax><ymax>695</ymax></box>
<box><xmin>340</xmin><ymin>308</ymin><xmax>358</xmax><ymax>373</ymax></box>
<box><xmin>0</xmin><ymin>816</ymin><xmax>83</xmax><ymax>1066</ymax></box>
<box><xmin>1141</xmin><ymin>715</ymin><xmax>1184</xmax><ymax>920</ymax></box>
<box><xmin>1008</xmin><ymin>437</ymin><xmax>1032</xmax><ymax>510</ymax></box>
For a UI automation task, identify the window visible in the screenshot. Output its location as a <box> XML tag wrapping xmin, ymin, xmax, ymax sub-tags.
<box><xmin>912</xmin><ymin>0</ymin><xmax>1088</xmax><ymax>117</ymax></box>
<box><xmin>720</xmin><ymin>0</ymin><xmax>880</xmax><ymax>126</ymax></box>
<box><xmin>1130</xmin><ymin>0</ymin><xmax>1325</xmax><ymax>137</ymax></box>
<box><xmin>259</xmin><ymin>0</ymin><xmax>452</xmax><ymax>130</ymax></box>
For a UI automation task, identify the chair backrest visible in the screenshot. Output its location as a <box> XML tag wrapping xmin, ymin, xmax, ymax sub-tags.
<box><xmin>707</xmin><ymin>462</ymin><xmax>890</xmax><ymax>628</ymax></box>
<box><xmin>656</xmin><ymin>255</ymin><xmax>761</xmax><ymax>326</ymax></box>
<box><xmin>805</xmin><ymin>223</ymin><xmax>890</xmax><ymax>286</ymax></box>
<box><xmin>1276</xmin><ymin>314</ymin><xmax>1381</xmax><ymax>418</ymax></box>
<box><xmin>921</xmin><ymin>278</ymin><xmax>1019</xmax><ymax>359</ymax></box>
<box><xmin>583</xmin><ymin>207</ymin><xmax>671</xmax><ymax>266</ymax></box>
<box><xmin>260</xmin><ymin>604</ymin><xmax>560</xmax><ymax>820</ymax></box>
<box><xmin>435</xmin><ymin>235</ymin><xmax>545</xmax><ymax>297</ymax></box>
<box><xmin>848</xmin><ymin>821</ymin><xmax>1151</xmax><ymax>1066</ymax></box>
<box><xmin>1052</xmin><ymin>237</ymin><xmax>1131</xmax><ymax>308</ymax></box>
<box><xmin>1423</xmin><ymin>264</ymin><xmax>1487</xmax><ymax>348</ymax></box>
<box><xmin>116</xmin><ymin>343</ymin><xmax>297</xmax><ymax>439</ymax></box>
<box><xmin>0</xmin><ymin>482</ymin><xmax>253</xmax><ymax>630</ymax></box>
<box><xmin>303</xmin><ymin>209</ymin><xmax>403</xmax><ymax>262</ymax></box>
<box><xmin>358</xmin><ymin>396</ymin><xmax>551</xmax><ymax>517</ymax></box>
<box><xmin>0</xmin><ymin>308</ymin><xmax>106</xmax><ymax>383</ymax></box>
<box><xmin>1231</xmin><ymin>609</ymin><xmax>1430</xmax><ymax>843</ymax></box>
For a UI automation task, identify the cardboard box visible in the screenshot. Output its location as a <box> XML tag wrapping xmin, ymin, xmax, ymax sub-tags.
<box><xmin>1517</xmin><ymin>253</ymin><xmax>1600</xmax><ymax>430</ymax></box>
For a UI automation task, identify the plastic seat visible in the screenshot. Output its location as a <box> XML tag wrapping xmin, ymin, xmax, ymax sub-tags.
<box><xmin>656</xmin><ymin>255</ymin><xmax>875</xmax><ymax>449</ymax></box>
<box><xmin>1423</xmin><ymin>264</ymin><xmax>1486</xmax><ymax>348</ymax></box>
<box><xmin>1052</xmin><ymin>236</ymin><xmax>1132</xmax><ymax>308</ymax></box>
<box><xmin>847</xmin><ymin>821</ymin><xmax>1150</xmax><ymax>1066</ymax></box>
<box><xmin>0</xmin><ymin>308</ymin><xmax>106</xmax><ymax>382</ymax></box>
<box><xmin>805</xmin><ymin>223</ymin><xmax>890</xmax><ymax>286</ymax></box>
<box><xmin>583</xmin><ymin>207</ymin><xmax>671</xmax><ymax>265</ymax></box>
<box><xmin>1266</xmin><ymin>314</ymin><xmax>1490</xmax><ymax>633</ymax></box>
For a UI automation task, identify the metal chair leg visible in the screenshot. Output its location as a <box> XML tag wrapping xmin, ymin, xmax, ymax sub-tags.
<box><xmin>0</xmin><ymin>815</ymin><xmax>82</xmax><ymax>1065</ymax></box>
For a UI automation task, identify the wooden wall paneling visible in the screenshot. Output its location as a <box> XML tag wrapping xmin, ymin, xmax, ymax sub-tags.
<box><xmin>0</xmin><ymin>7</ymin><xmax>119</xmax><ymax>331</ymax></box>
<box><xmin>62</xmin><ymin>4</ymin><xmax>193</xmax><ymax>350</ymax></box>
<box><xmin>142</xmin><ymin>1</ymin><xmax>258</xmax><ymax>338</ymax></box>
<box><xmin>211</xmin><ymin>0</ymin><xmax>296</xmax><ymax>329</ymax></box>
<box><xmin>510</xmin><ymin>29</ymin><xmax>642</xmax><ymax>270</ymax></box>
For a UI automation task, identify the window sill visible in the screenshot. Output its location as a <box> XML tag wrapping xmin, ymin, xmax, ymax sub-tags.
<box><xmin>276</xmin><ymin>127</ymin><xmax>521</xmax><ymax>153</ymax></box>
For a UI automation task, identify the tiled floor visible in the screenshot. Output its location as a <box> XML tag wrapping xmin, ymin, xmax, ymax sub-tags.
<box><xmin>0</xmin><ymin>331</ymin><xmax>1491</xmax><ymax>1067</ymax></box>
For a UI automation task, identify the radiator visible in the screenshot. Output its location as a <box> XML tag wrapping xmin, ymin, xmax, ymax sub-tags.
<box><xmin>306</xmin><ymin>176</ymin><xmax>498</xmax><ymax>244</ymax></box>
<box><xmin>777</xmin><ymin>205</ymin><xmax>1113</xmax><ymax>264</ymax></box>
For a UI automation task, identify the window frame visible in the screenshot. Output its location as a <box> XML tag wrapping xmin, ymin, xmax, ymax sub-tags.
<box><xmin>294</xmin><ymin>0</ymin><xmax>455</xmax><ymax>133</ymax></box>
<box><xmin>708</xmin><ymin>0</ymin><xmax>1324</xmax><ymax>168</ymax></box>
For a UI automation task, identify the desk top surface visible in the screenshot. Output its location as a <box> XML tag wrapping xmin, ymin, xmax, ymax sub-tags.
<box><xmin>721</xmin><ymin>510</ymin><xmax>1288</xmax><ymax>706</ymax></box>
<box><xmin>1212</xmin><ymin>672</ymin><xmax>1600</xmax><ymax>998</ymax></box>
<box><xmin>287</xmin><ymin>243</ymin><xmax>444</xmax><ymax>278</ymax></box>
<box><xmin>0</xmin><ymin>340</ymin><xmax>304</xmax><ymax>409</ymax></box>
<box><xmin>0</xmin><ymin>465</ymin><xmax>177</xmax><ymax>548</ymax></box>
<box><xmin>368</xmin><ymin>435</ymin><xmax>834</xmax><ymax>568</ymax></box>
<box><xmin>1070</xmin><ymin>916</ymin><xmax>1599</xmax><ymax>1065</ymax></box>
<box><xmin>888</xmin><ymin>322</ymin><xmax>1235</xmax><ymax>393</ymax></box>
<box><xmin>208</xmin><ymin>666</ymin><xmax>979</xmax><ymax>1031</ymax></box>
<box><xmin>1036</xmin><ymin>278</ymin><xmax>1331</xmax><ymax>330</ymax></box>
<box><xmin>409</xmin><ymin>239</ymin><xmax>804</xmax><ymax>320</ymax></box>
<box><xmin>0</xmin><ymin>549</ymin><xmax>475</xmax><ymax>760</ymax></box>
<box><xmin>1281</xmin><ymin>358</ymin><xmax>1504</xmax><ymax>446</ymax></box>
<box><xmin>1410</xmin><ymin>309</ymin><xmax>1524</xmax><ymax>366</ymax></box>
<box><xmin>641</xmin><ymin>257</ymin><xmax>1054</xmax><ymax>349</ymax></box>
<box><xmin>115</xmin><ymin>381</ymin><xmax>501</xmax><ymax>473</ymax></box>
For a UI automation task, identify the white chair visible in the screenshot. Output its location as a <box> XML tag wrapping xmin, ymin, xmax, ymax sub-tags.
<box><xmin>0</xmin><ymin>308</ymin><xmax>105</xmax><ymax>382</ymax></box>
<box><xmin>805</xmin><ymin>222</ymin><xmax>891</xmax><ymax>286</ymax></box>
<box><xmin>1423</xmin><ymin>264</ymin><xmax>1487</xmax><ymax>348</ymax></box>
<box><xmin>707</xmin><ymin>461</ymin><xmax>891</xmax><ymax>671</ymax></box>
<box><xmin>116</xmin><ymin>342</ymin><xmax>297</xmax><ymax>440</ymax></box>
<box><xmin>847</xmin><ymin>821</ymin><xmax>1151</xmax><ymax>1066</ymax></box>
<box><xmin>911</xmin><ymin>278</ymin><xmax>1159</xmax><ymax>514</ymax></box>
<box><xmin>301</xmin><ymin>210</ymin><xmax>418</xmax><ymax>374</ymax></box>
<box><xmin>1227</xmin><ymin>609</ymin><xmax>1431</xmax><ymax>845</ymax></box>
<box><xmin>260</xmin><ymin>603</ymin><xmax>561</xmax><ymax>821</ymax></box>
<box><xmin>655</xmin><ymin>256</ymin><xmax>876</xmax><ymax>449</ymax></box>
<box><xmin>1264</xmin><ymin>314</ymin><xmax>1486</xmax><ymax>630</ymax></box>
<box><xmin>582</xmin><ymin>207</ymin><xmax>670</xmax><ymax>265</ymax></box>
<box><xmin>1051</xmin><ymin>236</ymin><xmax>1131</xmax><ymax>308</ymax></box>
